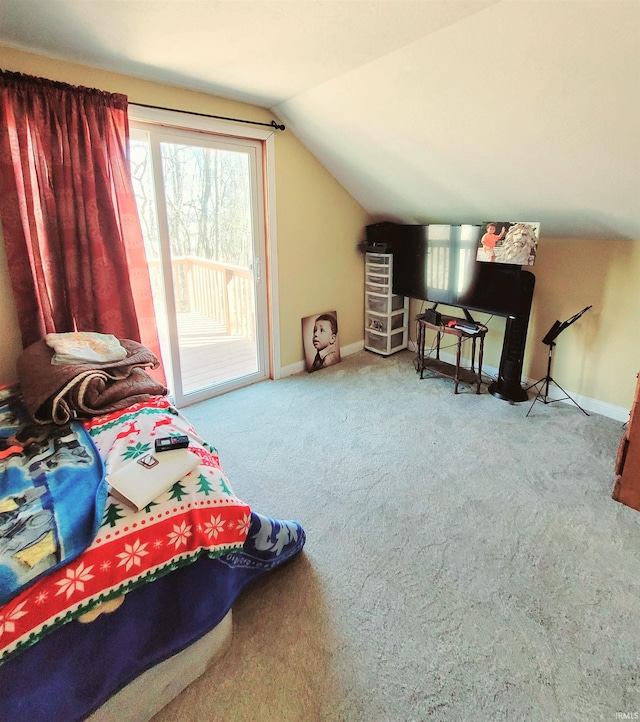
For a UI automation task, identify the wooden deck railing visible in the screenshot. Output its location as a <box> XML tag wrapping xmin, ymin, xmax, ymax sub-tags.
<box><xmin>148</xmin><ymin>256</ymin><xmax>255</xmax><ymax>339</ymax></box>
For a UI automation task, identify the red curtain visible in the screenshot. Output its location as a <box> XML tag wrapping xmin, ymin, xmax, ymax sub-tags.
<box><xmin>0</xmin><ymin>71</ymin><xmax>163</xmax><ymax>377</ymax></box>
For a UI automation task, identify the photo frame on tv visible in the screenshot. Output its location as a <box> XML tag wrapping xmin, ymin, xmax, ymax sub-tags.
<box><xmin>476</xmin><ymin>222</ymin><xmax>540</xmax><ymax>266</ymax></box>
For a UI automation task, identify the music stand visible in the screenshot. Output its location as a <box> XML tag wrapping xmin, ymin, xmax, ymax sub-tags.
<box><xmin>526</xmin><ymin>305</ymin><xmax>592</xmax><ymax>417</ymax></box>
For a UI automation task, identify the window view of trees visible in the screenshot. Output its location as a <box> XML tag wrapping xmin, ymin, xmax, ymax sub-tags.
<box><xmin>128</xmin><ymin>127</ymin><xmax>263</xmax><ymax>400</ymax></box>
<box><xmin>130</xmin><ymin>139</ymin><xmax>159</xmax><ymax>258</ymax></box>
<box><xmin>130</xmin><ymin>139</ymin><xmax>253</xmax><ymax>268</ymax></box>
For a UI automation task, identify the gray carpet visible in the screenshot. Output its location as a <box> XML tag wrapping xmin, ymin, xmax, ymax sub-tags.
<box><xmin>154</xmin><ymin>350</ymin><xmax>640</xmax><ymax>722</ymax></box>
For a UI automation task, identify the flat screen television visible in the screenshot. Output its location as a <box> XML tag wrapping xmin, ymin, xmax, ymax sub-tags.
<box><xmin>388</xmin><ymin>223</ymin><xmax>525</xmax><ymax>319</ymax></box>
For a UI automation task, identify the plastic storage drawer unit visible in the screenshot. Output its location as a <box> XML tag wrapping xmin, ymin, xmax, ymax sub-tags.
<box><xmin>363</xmin><ymin>252</ymin><xmax>408</xmax><ymax>356</ymax></box>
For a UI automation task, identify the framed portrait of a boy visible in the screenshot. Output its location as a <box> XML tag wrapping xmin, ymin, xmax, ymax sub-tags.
<box><xmin>302</xmin><ymin>311</ymin><xmax>341</xmax><ymax>373</ymax></box>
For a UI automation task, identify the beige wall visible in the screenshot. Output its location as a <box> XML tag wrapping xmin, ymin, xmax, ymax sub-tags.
<box><xmin>0</xmin><ymin>47</ymin><xmax>638</xmax><ymax>413</ymax></box>
<box><xmin>0</xmin><ymin>46</ymin><xmax>370</xmax><ymax>384</ymax></box>
<box><xmin>527</xmin><ymin>238</ymin><xmax>640</xmax><ymax>410</ymax></box>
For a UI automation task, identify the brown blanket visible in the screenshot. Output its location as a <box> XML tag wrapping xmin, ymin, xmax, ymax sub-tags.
<box><xmin>17</xmin><ymin>338</ymin><xmax>168</xmax><ymax>424</ymax></box>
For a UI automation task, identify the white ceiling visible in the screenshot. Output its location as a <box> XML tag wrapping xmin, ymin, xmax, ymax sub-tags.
<box><xmin>1</xmin><ymin>0</ymin><xmax>638</xmax><ymax>240</ymax></box>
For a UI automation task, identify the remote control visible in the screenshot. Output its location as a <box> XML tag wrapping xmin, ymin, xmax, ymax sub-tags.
<box><xmin>154</xmin><ymin>435</ymin><xmax>190</xmax><ymax>452</ymax></box>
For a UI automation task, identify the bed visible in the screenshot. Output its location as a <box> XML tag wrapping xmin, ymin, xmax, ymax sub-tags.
<box><xmin>0</xmin><ymin>337</ymin><xmax>305</xmax><ymax>721</ymax></box>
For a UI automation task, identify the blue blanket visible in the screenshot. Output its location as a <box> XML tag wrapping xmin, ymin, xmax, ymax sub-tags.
<box><xmin>0</xmin><ymin>511</ymin><xmax>305</xmax><ymax>722</ymax></box>
<box><xmin>0</xmin><ymin>389</ymin><xmax>107</xmax><ymax>605</ymax></box>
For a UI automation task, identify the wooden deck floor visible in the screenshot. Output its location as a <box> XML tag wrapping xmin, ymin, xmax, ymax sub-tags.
<box><xmin>174</xmin><ymin>312</ymin><xmax>259</xmax><ymax>394</ymax></box>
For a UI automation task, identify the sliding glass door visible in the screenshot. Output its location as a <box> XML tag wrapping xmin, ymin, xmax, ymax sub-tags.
<box><xmin>130</xmin><ymin>123</ymin><xmax>269</xmax><ymax>406</ymax></box>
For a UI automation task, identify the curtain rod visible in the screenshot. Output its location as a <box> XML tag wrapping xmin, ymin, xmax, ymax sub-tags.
<box><xmin>130</xmin><ymin>101</ymin><xmax>285</xmax><ymax>131</ymax></box>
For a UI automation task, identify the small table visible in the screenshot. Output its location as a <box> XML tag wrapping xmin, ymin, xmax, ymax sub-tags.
<box><xmin>417</xmin><ymin>315</ymin><xmax>488</xmax><ymax>394</ymax></box>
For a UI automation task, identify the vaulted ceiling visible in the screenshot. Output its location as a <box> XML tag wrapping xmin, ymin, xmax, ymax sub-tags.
<box><xmin>1</xmin><ymin>0</ymin><xmax>638</xmax><ymax>240</ymax></box>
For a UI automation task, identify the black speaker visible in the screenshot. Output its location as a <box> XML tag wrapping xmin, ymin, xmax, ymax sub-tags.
<box><xmin>488</xmin><ymin>271</ymin><xmax>536</xmax><ymax>403</ymax></box>
<box><xmin>366</xmin><ymin>222</ymin><xmax>401</xmax><ymax>243</ymax></box>
<box><xmin>423</xmin><ymin>308</ymin><xmax>442</xmax><ymax>325</ymax></box>
<box><xmin>361</xmin><ymin>222</ymin><xmax>407</xmax><ymax>253</ymax></box>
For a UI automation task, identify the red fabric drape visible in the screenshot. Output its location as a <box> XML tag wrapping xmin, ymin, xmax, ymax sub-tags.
<box><xmin>0</xmin><ymin>71</ymin><xmax>163</xmax><ymax>378</ymax></box>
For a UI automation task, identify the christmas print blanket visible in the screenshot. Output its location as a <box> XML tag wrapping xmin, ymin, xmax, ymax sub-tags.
<box><xmin>0</xmin><ymin>396</ymin><xmax>251</xmax><ymax>665</ymax></box>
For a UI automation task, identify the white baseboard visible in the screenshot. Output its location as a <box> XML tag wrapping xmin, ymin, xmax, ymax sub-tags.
<box><xmin>519</xmin><ymin>374</ymin><xmax>629</xmax><ymax>423</ymax></box>
<box><xmin>407</xmin><ymin>340</ymin><xmax>629</xmax><ymax>422</ymax></box>
<box><xmin>281</xmin><ymin>339</ymin><xmax>629</xmax><ymax>422</ymax></box>
<box><xmin>280</xmin><ymin>340</ymin><xmax>364</xmax><ymax>378</ymax></box>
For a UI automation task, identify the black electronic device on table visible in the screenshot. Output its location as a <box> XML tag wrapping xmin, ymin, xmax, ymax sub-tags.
<box><xmin>422</xmin><ymin>308</ymin><xmax>441</xmax><ymax>325</ymax></box>
<box><xmin>454</xmin><ymin>319</ymin><xmax>479</xmax><ymax>333</ymax></box>
<box><xmin>154</xmin><ymin>435</ymin><xmax>190</xmax><ymax>453</ymax></box>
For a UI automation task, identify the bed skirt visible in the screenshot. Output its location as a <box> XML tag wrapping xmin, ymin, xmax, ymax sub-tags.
<box><xmin>88</xmin><ymin>610</ymin><xmax>233</xmax><ymax>722</ymax></box>
<box><xmin>0</xmin><ymin>513</ymin><xmax>305</xmax><ymax>722</ymax></box>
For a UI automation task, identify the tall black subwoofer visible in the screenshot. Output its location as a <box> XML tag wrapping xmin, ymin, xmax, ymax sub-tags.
<box><xmin>488</xmin><ymin>270</ymin><xmax>535</xmax><ymax>402</ymax></box>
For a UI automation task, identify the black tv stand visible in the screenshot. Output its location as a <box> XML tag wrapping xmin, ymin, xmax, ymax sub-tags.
<box><xmin>429</xmin><ymin>301</ymin><xmax>477</xmax><ymax>323</ymax></box>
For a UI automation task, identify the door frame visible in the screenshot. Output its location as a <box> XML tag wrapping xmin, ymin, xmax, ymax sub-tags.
<box><xmin>128</xmin><ymin>104</ymin><xmax>281</xmax><ymax>399</ymax></box>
